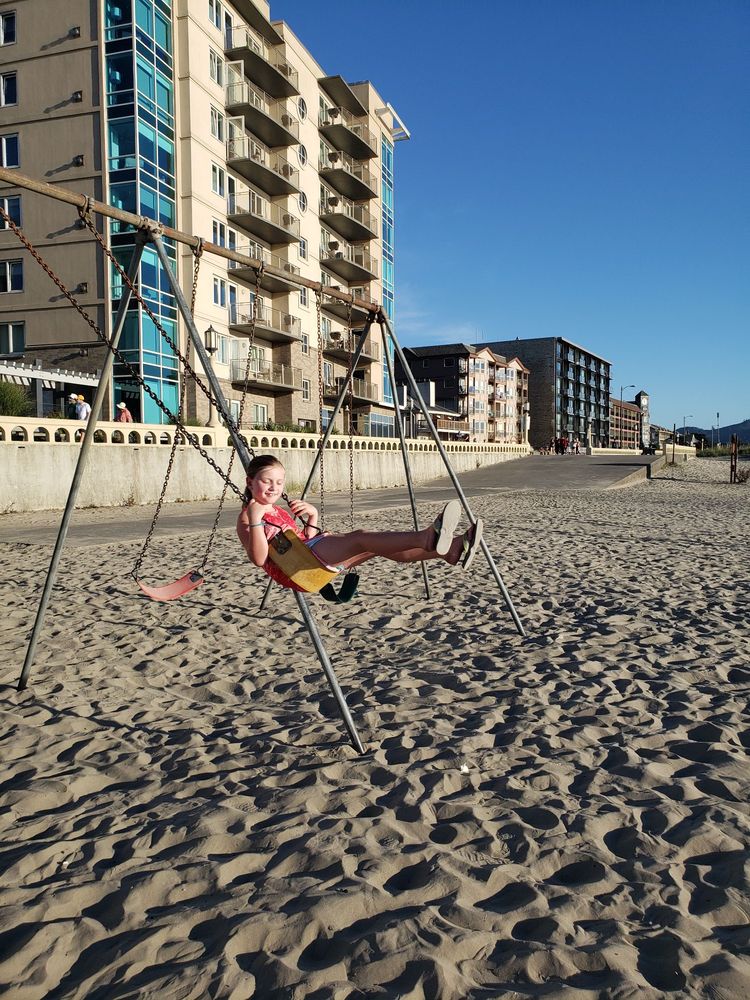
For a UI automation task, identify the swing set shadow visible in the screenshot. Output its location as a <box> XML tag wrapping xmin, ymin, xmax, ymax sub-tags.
<box><xmin>1</xmin><ymin>166</ymin><xmax>527</xmax><ymax>756</ymax></box>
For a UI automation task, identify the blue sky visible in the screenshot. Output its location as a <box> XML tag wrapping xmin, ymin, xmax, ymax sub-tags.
<box><xmin>278</xmin><ymin>0</ymin><xmax>749</xmax><ymax>429</ymax></box>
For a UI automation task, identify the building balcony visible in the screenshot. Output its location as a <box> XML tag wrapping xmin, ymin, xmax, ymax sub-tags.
<box><xmin>225</xmin><ymin>27</ymin><xmax>299</xmax><ymax>97</ymax></box>
<box><xmin>226</xmin><ymin>135</ymin><xmax>299</xmax><ymax>196</ymax></box>
<box><xmin>321</xmin><ymin>285</ymin><xmax>375</xmax><ymax>324</ymax></box>
<box><xmin>228</xmin><ymin>302</ymin><xmax>301</xmax><ymax>344</ymax></box>
<box><xmin>418</xmin><ymin>417</ymin><xmax>470</xmax><ymax>436</ymax></box>
<box><xmin>227</xmin><ymin>194</ymin><xmax>300</xmax><ymax>244</ymax></box>
<box><xmin>225</xmin><ymin>78</ymin><xmax>299</xmax><ymax>147</ymax></box>
<box><xmin>228</xmin><ymin>243</ymin><xmax>301</xmax><ymax>293</ymax></box>
<box><xmin>318</xmin><ymin>106</ymin><xmax>378</xmax><ymax>159</ymax></box>
<box><xmin>322</xmin><ymin>331</ymin><xmax>380</xmax><ymax>364</ymax></box>
<box><xmin>319</xmin><ymin>193</ymin><xmax>377</xmax><ymax>242</ymax></box>
<box><xmin>323</xmin><ymin>376</ymin><xmax>378</xmax><ymax>403</ymax></box>
<box><xmin>229</xmin><ymin>360</ymin><xmax>302</xmax><ymax>393</ymax></box>
<box><xmin>318</xmin><ymin>150</ymin><xmax>378</xmax><ymax>200</ymax></box>
<box><xmin>320</xmin><ymin>242</ymin><xmax>379</xmax><ymax>282</ymax></box>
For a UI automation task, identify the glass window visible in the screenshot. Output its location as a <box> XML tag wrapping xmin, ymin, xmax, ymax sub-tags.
<box><xmin>108</xmin><ymin>120</ymin><xmax>136</xmax><ymax>169</ymax></box>
<box><xmin>1</xmin><ymin>72</ymin><xmax>17</xmax><ymax>106</ymax></box>
<box><xmin>0</xmin><ymin>321</ymin><xmax>24</xmax><ymax>354</ymax></box>
<box><xmin>140</xmin><ymin>183</ymin><xmax>158</xmax><ymax>220</ymax></box>
<box><xmin>209</xmin><ymin>0</ymin><xmax>222</xmax><ymax>29</ymax></box>
<box><xmin>298</xmin><ymin>192</ymin><xmax>307</xmax><ymax>213</ymax></box>
<box><xmin>298</xmin><ymin>144</ymin><xmax>307</xmax><ymax>167</ymax></box>
<box><xmin>135</xmin><ymin>0</ymin><xmax>153</xmax><ymax>33</ymax></box>
<box><xmin>212</xmin><ymin>219</ymin><xmax>226</xmax><ymax>246</ymax></box>
<box><xmin>136</xmin><ymin>58</ymin><xmax>154</xmax><ymax>100</ymax></box>
<box><xmin>302</xmin><ymin>378</ymin><xmax>310</xmax><ymax>402</ymax></box>
<box><xmin>211</xmin><ymin>163</ymin><xmax>225</xmax><ymax>196</ymax></box>
<box><xmin>301</xmin><ymin>332</ymin><xmax>309</xmax><ymax>354</ymax></box>
<box><xmin>0</xmin><ymin>12</ymin><xmax>17</xmax><ymax>45</ymax></box>
<box><xmin>0</xmin><ymin>133</ymin><xmax>18</xmax><ymax>167</ymax></box>
<box><xmin>251</xmin><ymin>402</ymin><xmax>267</xmax><ymax>425</ymax></box>
<box><xmin>140</xmin><ymin>247</ymin><xmax>159</xmax><ymax>290</ymax></box>
<box><xmin>141</xmin><ymin>313</ymin><xmax>160</xmax><ymax>352</ymax></box>
<box><xmin>157</xmin><ymin>134</ymin><xmax>174</xmax><ymax>175</ymax></box>
<box><xmin>298</xmin><ymin>237</ymin><xmax>307</xmax><ymax>260</ymax></box>
<box><xmin>156</xmin><ymin>72</ymin><xmax>172</xmax><ymax>114</ymax></box>
<box><xmin>0</xmin><ymin>259</ymin><xmax>23</xmax><ymax>292</ymax></box>
<box><xmin>299</xmin><ymin>287</ymin><xmax>308</xmax><ymax>307</ymax></box>
<box><xmin>297</xmin><ymin>96</ymin><xmax>307</xmax><ymax>120</ymax></box>
<box><xmin>0</xmin><ymin>195</ymin><xmax>20</xmax><ymax>227</ymax></box>
<box><xmin>210</xmin><ymin>106</ymin><xmax>225</xmax><ymax>141</ymax></box>
<box><xmin>209</xmin><ymin>48</ymin><xmax>223</xmax><ymax>85</ymax></box>
<box><xmin>107</xmin><ymin>53</ymin><xmax>134</xmax><ymax>99</ymax></box>
<box><xmin>155</xmin><ymin>10</ymin><xmax>171</xmax><ymax>50</ymax></box>
<box><xmin>158</xmin><ymin>194</ymin><xmax>174</xmax><ymax>226</ymax></box>
<box><xmin>213</xmin><ymin>276</ymin><xmax>226</xmax><ymax>306</ymax></box>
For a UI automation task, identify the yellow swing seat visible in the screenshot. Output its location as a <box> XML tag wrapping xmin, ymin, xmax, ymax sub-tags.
<box><xmin>267</xmin><ymin>529</ymin><xmax>338</xmax><ymax>594</ymax></box>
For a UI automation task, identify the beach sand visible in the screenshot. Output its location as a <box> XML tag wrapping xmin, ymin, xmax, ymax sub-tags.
<box><xmin>1</xmin><ymin>458</ymin><xmax>748</xmax><ymax>999</ymax></box>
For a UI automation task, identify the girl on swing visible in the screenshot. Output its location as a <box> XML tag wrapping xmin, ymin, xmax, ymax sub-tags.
<box><xmin>236</xmin><ymin>455</ymin><xmax>483</xmax><ymax>590</ymax></box>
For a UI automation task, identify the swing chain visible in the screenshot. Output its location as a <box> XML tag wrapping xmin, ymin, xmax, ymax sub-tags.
<box><xmin>0</xmin><ymin>203</ymin><xmax>245</xmax><ymax>507</ymax></box>
<box><xmin>315</xmin><ymin>287</ymin><xmax>326</xmax><ymax>530</ymax></box>
<box><xmin>197</xmin><ymin>263</ymin><xmax>263</xmax><ymax>572</ymax></box>
<box><xmin>78</xmin><ymin>209</ymin><xmax>224</xmax><ymax>417</ymax></box>
<box><xmin>346</xmin><ymin>301</ymin><xmax>355</xmax><ymax>533</ymax></box>
<box><xmin>132</xmin><ymin>242</ymin><xmax>204</xmax><ymax>581</ymax></box>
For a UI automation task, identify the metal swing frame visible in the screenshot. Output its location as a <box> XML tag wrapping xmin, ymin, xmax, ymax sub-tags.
<box><xmin>4</xmin><ymin>167</ymin><xmax>525</xmax><ymax>758</ymax></box>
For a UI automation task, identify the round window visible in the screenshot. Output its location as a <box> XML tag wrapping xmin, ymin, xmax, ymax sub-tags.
<box><xmin>298</xmin><ymin>191</ymin><xmax>308</xmax><ymax>213</ymax></box>
<box><xmin>297</xmin><ymin>97</ymin><xmax>307</xmax><ymax>121</ymax></box>
<box><xmin>298</xmin><ymin>144</ymin><xmax>307</xmax><ymax>167</ymax></box>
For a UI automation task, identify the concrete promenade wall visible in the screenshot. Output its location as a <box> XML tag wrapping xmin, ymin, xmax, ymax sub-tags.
<box><xmin>0</xmin><ymin>417</ymin><xmax>531</xmax><ymax>513</ymax></box>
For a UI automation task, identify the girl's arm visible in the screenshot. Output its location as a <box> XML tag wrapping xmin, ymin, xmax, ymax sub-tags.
<box><xmin>287</xmin><ymin>499</ymin><xmax>319</xmax><ymax>539</ymax></box>
<box><xmin>236</xmin><ymin>502</ymin><xmax>270</xmax><ymax>566</ymax></box>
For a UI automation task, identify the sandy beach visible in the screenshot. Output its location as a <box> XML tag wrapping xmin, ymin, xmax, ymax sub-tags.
<box><xmin>1</xmin><ymin>457</ymin><xmax>748</xmax><ymax>999</ymax></box>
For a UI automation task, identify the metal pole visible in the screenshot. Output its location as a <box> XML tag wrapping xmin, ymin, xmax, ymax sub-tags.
<box><xmin>18</xmin><ymin>236</ymin><xmax>147</xmax><ymax>690</ymax></box>
<box><xmin>380</xmin><ymin>321</ymin><xmax>430</xmax><ymax>599</ymax></box>
<box><xmin>294</xmin><ymin>592</ymin><xmax>365</xmax><ymax>755</ymax></box>
<box><xmin>379</xmin><ymin>313</ymin><xmax>526</xmax><ymax>638</ymax></box>
<box><xmin>152</xmin><ymin>234</ymin><xmax>365</xmax><ymax>752</ymax></box>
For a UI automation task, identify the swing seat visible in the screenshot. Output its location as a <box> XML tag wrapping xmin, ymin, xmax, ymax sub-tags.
<box><xmin>267</xmin><ymin>530</ymin><xmax>339</xmax><ymax>594</ymax></box>
<box><xmin>136</xmin><ymin>571</ymin><xmax>204</xmax><ymax>601</ymax></box>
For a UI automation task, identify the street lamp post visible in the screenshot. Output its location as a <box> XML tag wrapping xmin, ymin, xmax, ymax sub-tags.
<box><xmin>204</xmin><ymin>325</ymin><xmax>218</xmax><ymax>427</ymax></box>
<box><xmin>619</xmin><ymin>384</ymin><xmax>635</xmax><ymax>448</ymax></box>
<box><xmin>683</xmin><ymin>414</ymin><xmax>693</xmax><ymax>446</ymax></box>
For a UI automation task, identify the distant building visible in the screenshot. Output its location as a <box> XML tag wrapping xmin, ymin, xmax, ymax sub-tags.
<box><xmin>395</xmin><ymin>343</ymin><xmax>529</xmax><ymax>443</ymax></box>
<box><xmin>484</xmin><ymin>337</ymin><xmax>611</xmax><ymax>450</ymax></box>
<box><xmin>609</xmin><ymin>398</ymin><xmax>641</xmax><ymax>449</ymax></box>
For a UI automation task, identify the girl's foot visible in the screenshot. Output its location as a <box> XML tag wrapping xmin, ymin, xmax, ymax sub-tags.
<box><xmin>460</xmin><ymin>519</ymin><xmax>483</xmax><ymax>570</ymax></box>
<box><xmin>428</xmin><ymin>500</ymin><xmax>462</xmax><ymax>555</ymax></box>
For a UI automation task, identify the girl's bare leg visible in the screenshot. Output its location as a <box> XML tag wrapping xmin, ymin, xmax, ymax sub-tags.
<box><xmin>313</xmin><ymin>529</ymin><xmax>464</xmax><ymax>568</ymax></box>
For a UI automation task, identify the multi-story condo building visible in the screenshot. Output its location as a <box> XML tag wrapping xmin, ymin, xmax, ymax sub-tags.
<box><xmin>610</xmin><ymin>388</ymin><xmax>650</xmax><ymax>450</ymax></box>
<box><xmin>485</xmin><ymin>337</ymin><xmax>611</xmax><ymax>450</ymax></box>
<box><xmin>395</xmin><ymin>343</ymin><xmax>529</xmax><ymax>444</ymax></box>
<box><xmin>0</xmin><ymin>0</ymin><xmax>406</xmax><ymax>435</ymax></box>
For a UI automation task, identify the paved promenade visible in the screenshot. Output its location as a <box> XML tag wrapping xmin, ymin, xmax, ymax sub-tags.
<box><xmin>0</xmin><ymin>454</ymin><xmax>663</xmax><ymax>548</ymax></box>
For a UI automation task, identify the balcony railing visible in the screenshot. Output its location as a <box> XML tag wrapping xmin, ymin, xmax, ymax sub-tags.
<box><xmin>323</xmin><ymin>376</ymin><xmax>378</xmax><ymax>402</ymax></box>
<box><xmin>321</xmin><ymin>332</ymin><xmax>380</xmax><ymax>362</ymax></box>
<box><xmin>318</xmin><ymin>106</ymin><xmax>378</xmax><ymax>158</ymax></box>
<box><xmin>227</xmin><ymin>193</ymin><xmax>300</xmax><ymax>243</ymax></box>
<box><xmin>320</xmin><ymin>241</ymin><xmax>379</xmax><ymax>281</ymax></box>
<box><xmin>319</xmin><ymin>191</ymin><xmax>377</xmax><ymax>241</ymax></box>
<box><xmin>225</xmin><ymin>77</ymin><xmax>300</xmax><ymax>145</ymax></box>
<box><xmin>229</xmin><ymin>302</ymin><xmax>301</xmax><ymax>341</ymax></box>
<box><xmin>226</xmin><ymin>134</ymin><xmax>299</xmax><ymax>194</ymax></box>
<box><xmin>225</xmin><ymin>26</ymin><xmax>299</xmax><ymax>96</ymax></box>
<box><xmin>318</xmin><ymin>148</ymin><xmax>378</xmax><ymax>200</ymax></box>
<box><xmin>229</xmin><ymin>359</ymin><xmax>302</xmax><ymax>390</ymax></box>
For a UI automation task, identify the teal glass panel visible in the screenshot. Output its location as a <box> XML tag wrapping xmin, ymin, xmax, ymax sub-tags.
<box><xmin>136</xmin><ymin>57</ymin><xmax>154</xmax><ymax>100</ymax></box>
<box><xmin>138</xmin><ymin>119</ymin><xmax>156</xmax><ymax>163</ymax></box>
<box><xmin>141</xmin><ymin>313</ymin><xmax>160</xmax><ymax>351</ymax></box>
<box><xmin>135</xmin><ymin>0</ymin><xmax>153</xmax><ymax>34</ymax></box>
<box><xmin>155</xmin><ymin>10</ymin><xmax>171</xmax><ymax>50</ymax></box>
<box><xmin>157</xmin><ymin>134</ymin><xmax>174</xmax><ymax>173</ymax></box>
<box><xmin>155</xmin><ymin>73</ymin><xmax>172</xmax><ymax>114</ymax></box>
<box><xmin>140</xmin><ymin>183</ymin><xmax>157</xmax><ymax>220</ymax></box>
<box><xmin>158</xmin><ymin>194</ymin><xmax>174</xmax><ymax>226</ymax></box>
<box><xmin>119</xmin><ymin>313</ymin><xmax>140</xmax><ymax>352</ymax></box>
<box><xmin>108</xmin><ymin>120</ymin><xmax>136</xmax><ymax>169</ymax></box>
<box><xmin>140</xmin><ymin>246</ymin><xmax>159</xmax><ymax>290</ymax></box>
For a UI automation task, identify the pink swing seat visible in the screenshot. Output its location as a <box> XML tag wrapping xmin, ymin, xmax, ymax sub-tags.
<box><xmin>136</xmin><ymin>571</ymin><xmax>204</xmax><ymax>601</ymax></box>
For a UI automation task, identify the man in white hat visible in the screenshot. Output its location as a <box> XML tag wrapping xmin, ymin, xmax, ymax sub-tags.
<box><xmin>67</xmin><ymin>393</ymin><xmax>78</xmax><ymax>420</ymax></box>
<box><xmin>115</xmin><ymin>401</ymin><xmax>133</xmax><ymax>423</ymax></box>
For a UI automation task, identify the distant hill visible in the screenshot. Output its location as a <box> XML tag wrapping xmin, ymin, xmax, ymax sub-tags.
<box><xmin>685</xmin><ymin>418</ymin><xmax>750</xmax><ymax>442</ymax></box>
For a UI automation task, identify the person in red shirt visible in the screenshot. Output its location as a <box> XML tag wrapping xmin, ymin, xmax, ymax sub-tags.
<box><xmin>236</xmin><ymin>455</ymin><xmax>483</xmax><ymax>590</ymax></box>
<box><xmin>115</xmin><ymin>401</ymin><xmax>134</xmax><ymax>422</ymax></box>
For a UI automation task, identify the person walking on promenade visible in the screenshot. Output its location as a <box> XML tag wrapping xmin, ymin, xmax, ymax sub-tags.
<box><xmin>76</xmin><ymin>395</ymin><xmax>91</xmax><ymax>420</ymax></box>
<box><xmin>115</xmin><ymin>401</ymin><xmax>133</xmax><ymax>423</ymax></box>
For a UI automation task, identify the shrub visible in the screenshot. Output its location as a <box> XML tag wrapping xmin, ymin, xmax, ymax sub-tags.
<box><xmin>0</xmin><ymin>381</ymin><xmax>34</xmax><ymax>416</ymax></box>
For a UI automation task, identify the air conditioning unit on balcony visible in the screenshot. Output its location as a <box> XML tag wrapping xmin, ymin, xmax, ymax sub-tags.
<box><xmin>327</xmin><ymin>151</ymin><xmax>339</xmax><ymax>164</ymax></box>
<box><xmin>282</xmin><ymin>213</ymin><xmax>294</xmax><ymax>226</ymax></box>
<box><xmin>281</xmin><ymin>113</ymin><xmax>293</xmax><ymax>127</ymax></box>
<box><xmin>327</xmin><ymin>196</ymin><xmax>339</xmax><ymax>207</ymax></box>
<box><xmin>282</xmin><ymin>313</ymin><xmax>294</xmax><ymax>326</ymax></box>
<box><xmin>328</xmin><ymin>240</ymin><xmax>339</xmax><ymax>251</ymax></box>
<box><xmin>280</xmin><ymin>163</ymin><xmax>294</xmax><ymax>177</ymax></box>
<box><xmin>250</xmin><ymin>142</ymin><xmax>263</xmax><ymax>162</ymax></box>
<box><xmin>334</xmin><ymin>251</ymin><xmax>344</xmax><ymax>259</ymax></box>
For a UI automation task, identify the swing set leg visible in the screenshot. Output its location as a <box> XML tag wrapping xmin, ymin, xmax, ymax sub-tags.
<box><xmin>294</xmin><ymin>592</ymin><xmax>365</xmax><ymax>755</ymax></box>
